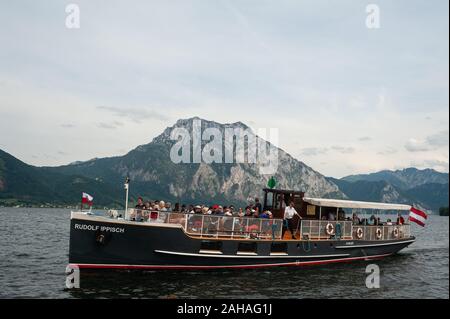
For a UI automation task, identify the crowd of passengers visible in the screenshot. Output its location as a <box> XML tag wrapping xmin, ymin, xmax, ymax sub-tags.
<box><xmin>130</xmin><ymin>196</ymin><xmax>274</xmax><ymax>221</ymax></box>
<box><xmin>130</xmin><ymin>196</ymin><xmax>406</xmax><ymax>226</ymax></box>
<box><xmin>351</xmin><ymin>212</ymin><xmax>406</xmax><ymax>226</ymax></box>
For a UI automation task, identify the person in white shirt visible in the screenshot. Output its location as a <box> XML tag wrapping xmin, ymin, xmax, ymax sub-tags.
<box><xmin>283</xmin><ymin>202</ymin><xmax>302</xmax><ymax>239</ymax></box>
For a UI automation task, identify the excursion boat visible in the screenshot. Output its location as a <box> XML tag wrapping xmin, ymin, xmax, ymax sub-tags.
<box><xmin>69</xmin><ymin>187</ymin><xmax>416</xmax><ymax>270</ymax></box>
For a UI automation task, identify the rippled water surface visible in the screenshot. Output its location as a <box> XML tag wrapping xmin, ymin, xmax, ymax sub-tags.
<box><xmin>0</xmin><ymin>208</ymin><xmax>448</xmax><ymax>298</ymax></box>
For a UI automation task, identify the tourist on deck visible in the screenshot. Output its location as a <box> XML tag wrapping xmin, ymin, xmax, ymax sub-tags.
<box><xmin>165</xmin><ymin>202</ymin><xmax>172</xmax><ymax>211</ymax></box>
<box><xmin>396</xmin><ymin>213</ymin><xmax>405</xmax><ymax>225</ymax></box>
<box><xmin>215</xmin><ymin>205</ymin><xmax>224</xmax><ymax>216</ymax></box>
<box><xmin>224</xmin><ymin>207</ymin><xmax>233</xmax><ymax>217</ymax></box>
<box><xmin>158</xmin><ymin>201</ymin><xmax>167</xmax><ymax>211</ymax></box>
<box><xmin>193</xmin><ymin>205</ymin><xmax>202</xmax><ymax>214</ymax></box>
<box><xmin>283</xmin><ymin>201</ymin><xmax>301</xmax><ymax>239</ymax></box>
<box><xmin>130</xmin><ymin>197</ymin><xmax>145</xmax><ymax>221</ymax></box>
<box><xmin>254</xmin><ymin>198</ymin><xmax>262</xmax><ymax>213</ymax></box>
<box><xmin>352</xmin><ymin>213</ymin><xmax>360</xmax><ymax>225</ymax></box>
<box><xmin>135</xmin><ymin>197</ymin><xmax>145</xmax><ymax>210</ymax></box>
<box><xmin>260</xmin><ymin>210</ymin><xmax>270</xmax><ymax>219</ymax></box>
<box><xmin>338</xmin><ymin>208</ymin><xmax>346</xmax><ymax>220</ymax></box>
<box><xmin>328</xmin><ymin>211</ymin><xmax>336</xmax><ymax>221</ymax></box>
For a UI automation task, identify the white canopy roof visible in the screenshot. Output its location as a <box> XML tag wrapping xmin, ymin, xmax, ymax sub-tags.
<box><xmin>303</xmin><ymin>197</ymin><xmax>412</xmax><ymax>211</ymax></box>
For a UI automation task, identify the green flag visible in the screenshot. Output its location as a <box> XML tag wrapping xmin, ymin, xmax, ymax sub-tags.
<box><xmin>267</xmin><ymin>176</ymin><xmax>276</xmax><ymax>189</ymax></box>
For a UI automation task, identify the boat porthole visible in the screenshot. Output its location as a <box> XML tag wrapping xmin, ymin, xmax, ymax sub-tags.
<box><xmin>314</xmin><ymin>243</ymin><xmax>318</xmax><ymax>248</ymax></box>
<box><xmin>296</xmin><ymin>244</ymin><xmax>300</xmax><ymax>249</ymax></box>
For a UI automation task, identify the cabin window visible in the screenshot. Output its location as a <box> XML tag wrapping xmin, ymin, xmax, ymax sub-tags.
<box><xmin>237</xmin><ymin>242</ymin><xmax>257</xmax><ymax>254</ymax></box>
<box><xmin>200</xmin><ymin>241</ymin><xmax>222</xmax><ymax>253</ymax></box>
<box><xmin>266</xmin><ymin>192</ymin><xmax>274</xmax><ymax>208</ymax></box>
<box><xmin>307</xmin><ymin>205</ymin><xmax>316</xmax><ymax>216</ymax></box>
<box><xmin>271</xmin><ymin>242</ymin><xmax>288</xmax><ymax>254</ymax></box>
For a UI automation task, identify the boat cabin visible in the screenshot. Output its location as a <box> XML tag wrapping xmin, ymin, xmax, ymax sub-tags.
<box><xmin>262</xmin><ymin>188</ymin><xmax>305</xmax><ymax>219</ymax></box>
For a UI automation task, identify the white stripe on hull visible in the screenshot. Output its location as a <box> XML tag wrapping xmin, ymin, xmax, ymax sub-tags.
<box><xmin>154</xmin><ymin>250</ymin><xmax>350</xmax><ymax>259</ymax></box>
<box><xmin>335</xmin><ymin>239</ymin><xmax>415</xmax><ymax>249</ymax></box>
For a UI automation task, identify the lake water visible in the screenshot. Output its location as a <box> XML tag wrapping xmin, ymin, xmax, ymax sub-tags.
<box><xmin>0</xmin><ymin>208</ymin><xmax>448</xmax><ymax>299</ymax></box>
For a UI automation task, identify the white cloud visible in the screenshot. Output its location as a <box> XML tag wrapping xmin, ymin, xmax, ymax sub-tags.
<box><xmin>405</xmin><ymin>130</ymin><xmax>449</xmax><ymax>152</ymax></box>
<box><xmin>0</xmin><ymin>0</ymin><xmax>448</xmax><ymax>177</ymax></box>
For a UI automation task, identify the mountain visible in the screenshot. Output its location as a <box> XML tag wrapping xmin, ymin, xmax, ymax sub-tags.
<box><xmin>1</xmin><ymin>118</ymin><xmax>447</xmax><ymax>211</ymax></box>
<box><xmin>404</xmin><ymin>183</ymin><xmax>449</xmax><ymax>211</ymax></box>
<box><xmin>1</xmin><ymin>117</ymin><xmax>343</xmax><ymax>207</ymax></box>
<box><xmin>342</xmin><ymin>168</ymin><xmax>449</xmax><ymax>190</ymax></box>
<box><xmin>334</xmin><ymin>168</ymin><xmax>449</xmax><ymax>212</ymax></box>
<box><xmin>0</xmin><ymin>150</ymin><xmax>124</xmax><ymax>207</ymax></box>
<box><xmin>328</xmin><ymin>178</ymin><xmax>414</xmax><ymax>205</ymax></box>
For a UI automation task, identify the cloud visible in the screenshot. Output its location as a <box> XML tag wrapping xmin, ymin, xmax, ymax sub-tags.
<box><xmin>427</xmin><ymin>130</ymin><xmax>449</xmax><ymax>147</ymax></box>
<box><xmin>300</xmin><ymin>145</ymin><xmax>356</xmax><ymax>157</ymax></box>
<box><xmin>358</xmin><ymin>136</ymin><xmax>372</xmax><ymax>142</ymax></box>
<box><xmin>377</xmin><ymin>147</ymin><xmax>398</xmax><ymax>155</ymax></box>
<box><xmin>405</xmin><ymin>138</ymin><xmax>430</xmax><ymax>152</ymax></box>
<box><xmin>97</xmin><ymin>106</ymin><xmax>169</xmax><ymax>123</ymax></box>
<box><xmin>97</xmin><ymin>121</ymin><xmax>124</xmax><ymax>130</ymax></box>
<box><xmin>330</xmin><ymin>146</ymin><xmax>356</xmax><ymax>154</ymax></box>
<box><xmin>410</xmin><ymin>159</ymin><xmax>449</xmax><ymax>173</ymax></box>
<box><xmin>61</xmin><ymin>124</ymin><xmax>75</xmax><ymax>128</ymax></box>
<box><xmin>299</xmin><ymin>147</ymin><xmax>328</xmax><ymax>156</ymax></box>
<box><xmin>405</xmin><ymin>130</ymin><xmax>449</xmax><ymax>152</ymax></box>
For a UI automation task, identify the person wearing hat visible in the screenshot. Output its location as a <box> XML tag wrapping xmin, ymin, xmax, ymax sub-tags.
<box><xmin>194</xmin><ymin>205</ymin><xmax>202</xmax><ymax>214</ymax></box>
<box><xmin>158</xmin><ymin>201</ymin><xmax>167</xmax><ymax>211</ymax></box>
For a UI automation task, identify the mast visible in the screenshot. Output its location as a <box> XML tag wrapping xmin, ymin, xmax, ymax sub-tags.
<box><xmin>124</xmin><ymin>177</ymin><xmax>130</xmax><ymax>219</ymax></box>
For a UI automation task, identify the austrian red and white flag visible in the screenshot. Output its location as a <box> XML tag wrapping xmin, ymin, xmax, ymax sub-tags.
<box><xmin>409</xmin><ymin>207</ymin><xmax>427</xmax><ymax>227</ymax></box>
<box><xmin>81</xmin><ymin>192</ymin><xmax>94</xmax><ymax>206</ymax></box>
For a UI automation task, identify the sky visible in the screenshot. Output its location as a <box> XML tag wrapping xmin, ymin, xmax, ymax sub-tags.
<box><xmin>0</xmin><ymin>0</ymin><xmax>448</xmax><ymax>178</ymax></box>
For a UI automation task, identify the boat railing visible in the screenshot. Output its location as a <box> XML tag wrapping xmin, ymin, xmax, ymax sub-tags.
<box><xmin>300</xmin><ymin>219</ymin><xmax>411</xmax><ymax>241</ymax></box>
<box><xmin>352</xmin><ymin>224</ymin><xmax>411</xmax><ymax>241</ymax></box>
<box><xmin>126</xmin><ymin>209</ymin><xmax>284</xmax><ymax>240</ymax></box>
<box><xmin>300</xmin><ymin>220</ymin><xmax>353</xmax><ymax>240</ymax></box>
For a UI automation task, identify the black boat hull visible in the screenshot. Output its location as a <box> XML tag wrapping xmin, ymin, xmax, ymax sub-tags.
<box><xmin>69</xmin><ymin>213</ymin><xmax>415</xmax><ymax>270</ymax></box>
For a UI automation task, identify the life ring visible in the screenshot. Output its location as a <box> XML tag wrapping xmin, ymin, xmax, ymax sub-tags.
<box><xmin>393</xmin><ymin>227</ymin><xmax>400</xmax><ymax>238</ymax></box>
<box><xmin>356</xmin><ymin>227</ymin><xmax>364</xmax><ymax>239</ymax></box>
<box><xmin>326</xmin><ymin>223</ymin><xmax>335</xmax><ymax>235</ymax></box>
<box><xmin>376</xmin><ymin>228</ymin><xmax>383</xmax><ymax>240</ymax></box>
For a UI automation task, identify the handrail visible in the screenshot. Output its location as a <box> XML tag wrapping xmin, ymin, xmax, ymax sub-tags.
<box><xmin>125</xmin><ymin>209</ymin><xmax>411</xmax><ymax>241</ymax></box>
<box><xmin>126</xmin><ymin>208</ymin><xmax>284</xmax><ymax>240</ymax></box>
<box><xmin>300</xmin><ymin>220</ymin><xmax>411</xmax><ymax>241</ymax></box>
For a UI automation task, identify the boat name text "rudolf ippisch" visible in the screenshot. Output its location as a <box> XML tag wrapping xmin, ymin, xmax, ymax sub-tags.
<box><xmin>74</xmin><ymin>224</ymin><xmax>125</xmax><ymax>233</ymax></box>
